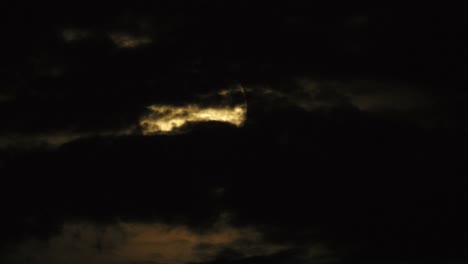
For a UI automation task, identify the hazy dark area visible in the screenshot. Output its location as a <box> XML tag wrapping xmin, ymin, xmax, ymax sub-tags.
<box><xmin>1</xmin><ymin>3</ymin><xmax>467</xmax><ymax>264</ymax></box>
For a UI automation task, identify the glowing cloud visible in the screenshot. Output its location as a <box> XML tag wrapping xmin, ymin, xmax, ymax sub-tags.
<box><xmin>140</xmin><ymin>85</ymin><xmax>248</xmax><ymax>134</ymax></box>
<box><xmin>140</xmin><ymin>104</ymin><xmax>247</xmax><ymax>134</ymax></box>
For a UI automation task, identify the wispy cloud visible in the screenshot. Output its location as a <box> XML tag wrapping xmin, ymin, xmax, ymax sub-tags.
<box><xmin>248</xmin><ymin>78</ymin><xmax>434</xmax><ymax>113</ymax></box>
<box><xmin>62</xmin><ymin>29</ymin><xmax>91</xmax><ymax>43</ymax></box>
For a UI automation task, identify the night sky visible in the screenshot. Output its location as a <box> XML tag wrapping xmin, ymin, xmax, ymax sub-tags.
<box><xmin>1</xmin><ymin>3</ymin><xmax>468</xmax><ymax>264</ymax></box>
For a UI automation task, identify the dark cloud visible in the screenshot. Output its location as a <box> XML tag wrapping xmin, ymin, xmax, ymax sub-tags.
<box><xmin>3</xmin><ymin>111</ymin><xmax>468</xmax><ymax>262</ymax></box>
<box><xmin>245</xmin><ymin>78</ymin><xmax>442</xmax><ymax>127</ymax></box>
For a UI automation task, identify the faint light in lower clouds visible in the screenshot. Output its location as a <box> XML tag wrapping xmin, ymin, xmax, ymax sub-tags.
<box><xmin>5</xmin><ymin>221</ymin><xmax>287</xmax><ymax>264</ymax></box>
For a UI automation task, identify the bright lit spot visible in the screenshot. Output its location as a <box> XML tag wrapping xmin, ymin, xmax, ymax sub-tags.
<box><xmin>109</xmin><ymin>33</ymin><xmax>152</xmax><ymax>48</ymax></box>
<box><xmin>140</xmin><ymin>104</ymin><xmax>247</xmax><ymax>134</ymax></box>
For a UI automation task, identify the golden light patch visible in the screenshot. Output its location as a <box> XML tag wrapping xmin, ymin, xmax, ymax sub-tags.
<box><xmin>5</xmin><ymin>221</ymin><xmax>287</xmax><ymax>264</ymax></box>
<box><xmin>140</xmin><ymin>104</ymin><xmax>247</xmax><ymax>134</ymax></box>
<box><xmin>109</xmin><ymin>33</ymin><xmax>152</xmax><ymax>48</ymax></box>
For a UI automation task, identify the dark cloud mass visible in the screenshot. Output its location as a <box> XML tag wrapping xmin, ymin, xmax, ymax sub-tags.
<box><xmin>1</xmin><ymin>3</ymin><xmax>468</xmax><ymax>264</ymax></box>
